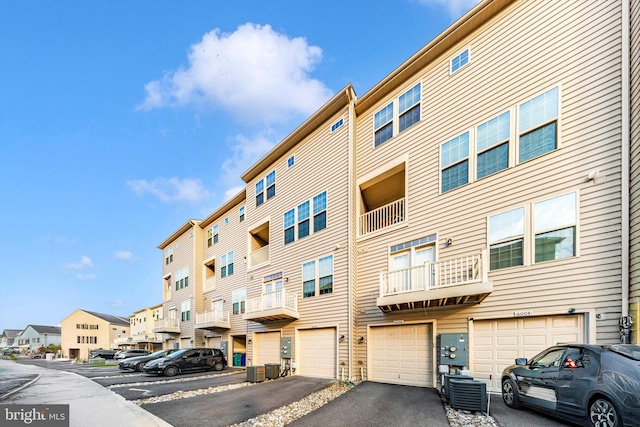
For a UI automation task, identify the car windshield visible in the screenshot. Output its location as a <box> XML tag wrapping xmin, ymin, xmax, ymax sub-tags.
<box><xmin>606</xmin><ymin>344</ymin><xmax>640</xmax><ymax>361</ymax></box>
<box><xmin>148</xmin><ymin>349</ymin><xmax>170</xmax><ymax>358</ymax></box>
<box><xmin>165</xmin><ymin>349</ymin><xmax>189</xmax><ymax>359</ymax></box>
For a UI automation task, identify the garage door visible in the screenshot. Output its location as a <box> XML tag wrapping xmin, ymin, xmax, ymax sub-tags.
<box><xmin>472</xmin><ymin>314</ymin><xmax>584</xmax><ymax>391</ymax></box>
<box><xmin>298</xmin><ymin>328</ymin><xmax>336</xmax><ymax>378</ymax></box>
<box><xmin>369</xmin><ymin>323</ymin><xmax>433</xmax><ymax>387</ymax></box>
<box><xmin>206</xmin><ymin>337</ymin><xmax>221</xmax><ymax>349</ymax></box>
<box><xmin>254</xmin><ymin>331</ymin><xmax>281</xmax><ymax>365</ymax></box>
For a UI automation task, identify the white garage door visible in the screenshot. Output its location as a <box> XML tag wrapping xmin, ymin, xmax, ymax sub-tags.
<box><xmin>369</xmin><ymin>323</ymin><xmax>433</xmax><ymax>387</ymax></box>
<box><xmin>472</xmin><ymin>314</ymin><xmax>584</xmax><ymax>391</ymax></box>
<box><xmin>206</xmin><ymin>337</ymin><xmax>221</xmax><ymax>349</ymax></box>
<box><xmin>298</xmin><ymin>328</ymin><xmax>336</xmax><ymax>378</ymax></box>
<box><xmin>254</xmin><ymin>331</ymin><xmax>281</xmax><ymax>365</ymax></box>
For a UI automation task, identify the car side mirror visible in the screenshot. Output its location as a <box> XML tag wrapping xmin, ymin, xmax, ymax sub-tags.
<box><xmin>515</xmin><ymin>358</ymin><xmax>528</xmax><ymax>366</ymax></box>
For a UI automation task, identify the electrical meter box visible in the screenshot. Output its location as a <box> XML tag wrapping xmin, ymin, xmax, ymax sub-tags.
<box><xmin>438</xmin><ymin>333</ymin><xmax>468</xmax><ymax>366</ymax></box>
<box><xmin>280</xmin><ymin>337</ymin><xmax>293</xmax><ymax>359</ymax></box>
<box><xmin>220</xmin><ymin>341</ymin><xmax>228</xmax><ymax>357</ymax></box>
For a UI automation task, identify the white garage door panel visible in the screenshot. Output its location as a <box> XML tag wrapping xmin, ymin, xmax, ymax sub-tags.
<box><xmin>369</xmin><ymin>324</ymin><xmax>433</xmax><ymax>387</ymax></box>
<box><xmin>472</xmin><ymin>315</ymin><xmax>583</xmax><ymax>391</ymax></box>
<box><xmin>254</xmin><ymin>331</ymin><xmax>281</xmax><ymax>365</ymax></box>
<box><xmin>298</xmin><ymin>328</ymin><xmax>336</xmax><ymax>378</ymax></box>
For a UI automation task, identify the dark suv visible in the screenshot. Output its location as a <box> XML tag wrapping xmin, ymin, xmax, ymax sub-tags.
<box><xmin>142</xmin><ymin>348</ymin><xmax>227</xmax><ymax>376</ymax></box>
<box><xmin>89</xmin><ymin>349</ymin><xmax>116</xmax><ymax>359</ymax></box>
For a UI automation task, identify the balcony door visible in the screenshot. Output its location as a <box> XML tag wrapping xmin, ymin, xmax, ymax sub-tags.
<box><xmin>264</xmin><ymin>280</ymin><xmax>283</xmax><ymax>308</ymax></box>
<box><xmin>390</xmin><ymin>245</ymin><xmax>434</xmax><ymax>292</ymax></box>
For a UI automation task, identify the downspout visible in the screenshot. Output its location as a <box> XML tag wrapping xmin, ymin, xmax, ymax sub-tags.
<box><xmin>621</xmin><ymin>0</ymin><xmax>630</xmax><ymax>340</ymax></box>
<box><xmin>346</xmin><ymin>86</ymin><xmax>356</xmax><ymax>380</ymax></box>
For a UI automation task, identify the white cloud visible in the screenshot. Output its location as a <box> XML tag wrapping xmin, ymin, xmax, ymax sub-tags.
<box><xmin>65</xmin><ymin>256</ymin><xmax>93</xmax><ymax>270</ymax></box>
<box><xmin>126</xmin><ymin>177</ymin><xmax>213</xmax><ymax>204</ymax></box>
<box><xmin>77</xmin><ymin>273</ymin><xmax>97</xmax><ymax>281</ymax></box>
<box><xmin>218</xmin><ymin>132</ymin><xmax>276</xmax><ymax>197</ymax></box>
<box><xmin>114</xmin><ymin>250</ymin><xmax>133</xmax><ymax>260</ymax></box>
<box><xmin>224</xmin><ymin>185</ymin><xmax>246</xmax><ymax>201</ymax></box>
<box><xmin>111</xmin><ymin>299</ymin><xmax>123</xmax><ymax>307</ymax></box>
<box><xmin>417</xmin><ymin>0</ymin><xmax>481</xmax><ymax>19</ymax></box>
<box><xmin>137</xmin><ymin>23</ymin><xmax>333</xmax><ymax>124</ymax></box>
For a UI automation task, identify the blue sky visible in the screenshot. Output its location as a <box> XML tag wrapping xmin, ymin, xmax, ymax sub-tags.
<box><xmin>0</xmin><ymin>0</ymin><xmax>479</xmax><ymax>330</ymax></box>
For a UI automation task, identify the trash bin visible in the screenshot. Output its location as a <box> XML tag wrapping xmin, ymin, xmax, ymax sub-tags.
<box><xmin>233</xmin><ymin>353</ymin><xmax>242</xmax><ymax>366</ymax></box>
<box><xmin>247</xmin><ymin>365</ymin><xmax>265</xmax><ymax>383</ymax></box>
<box><xmin>265</xmin><ymin>363</ymin><xmax>280</xmax><ymax>379</ymax></box>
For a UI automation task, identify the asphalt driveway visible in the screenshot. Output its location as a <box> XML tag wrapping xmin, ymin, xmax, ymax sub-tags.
<box><xmin>289</xmin><ymin>381</ymin><xmax>448</xmax><ymax>427</ymax></box>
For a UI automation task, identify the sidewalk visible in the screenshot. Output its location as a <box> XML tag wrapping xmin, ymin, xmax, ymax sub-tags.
<box><xmin>0</xmin><ymin>359</ymin><xmax>172</xmax><ymax>427</ymax></box>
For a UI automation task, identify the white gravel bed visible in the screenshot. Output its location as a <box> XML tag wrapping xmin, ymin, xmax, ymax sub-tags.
<box><xmin>109</xmin><ymin>369</ymin><xmax>244</xmax><ymax>389</ymax></box>
<box><xmin>444</xmin><ymin>404</ymin><xmax>499</xmax><ymax>427</ymax></box>
<box><xmin>228</xmin><ymin>381</ymin><xmax>355</xmax><ymax>427</ymax></box>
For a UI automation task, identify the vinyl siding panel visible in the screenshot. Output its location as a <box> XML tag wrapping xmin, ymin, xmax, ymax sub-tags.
<box><xmin>243</xmin><ymin>107</ymin><xmax>351</xmax><ymax>371</ymax></box>
<box><xmin>630</xmin><ymin>0</ymin><xmax>640</xmax><ymax>303</ymax></box>
<box><xmin>354</xmin><ymin>0</ymin><xmax>623</xmax><ymax>372</ymax></box>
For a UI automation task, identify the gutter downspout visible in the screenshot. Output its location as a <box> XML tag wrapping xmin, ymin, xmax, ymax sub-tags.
<box><xmin>346</xmin><ymin>86</ymin><xmax>356</xmax><ymax>380</ymax></box>
<box><xmin>621</xmin><ymin>0</ymin><xmax>630</xmax><ymax>340</ymax></box>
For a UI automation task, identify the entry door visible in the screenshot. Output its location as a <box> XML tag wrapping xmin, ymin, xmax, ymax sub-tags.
<box><xmin>264</xmin><ymin>280</ymin><xmax>283</xmax><ymax>308</ymax></box>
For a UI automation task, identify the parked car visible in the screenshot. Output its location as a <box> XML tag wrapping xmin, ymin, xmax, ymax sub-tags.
<box><xmin>114</xmin><ymin>349</ymin><xmax>151</xmax><ymax>360</ymax></box>
<box><xmin>501</xmin><ymin>343</ymin><xmax>640</xmax><ymax>427</ymax></box>
<box><xmin>89</xmin><ymin>349</ymin><xmax>116</xmax><ymax>359</ymax></box>
<box><xmin>2</xmin><ymin>347</ymin><xmax>20</xmax><ymax>355</ymax></box>
<box><xmin>143</xmin><ymin>348</ymin><xmax>227</xmax><ymax>376</ymax></box>
<box><xmin>118</xmin><ymin>348</ymin><xmax>178</xmax><ymax>372</ymax></box>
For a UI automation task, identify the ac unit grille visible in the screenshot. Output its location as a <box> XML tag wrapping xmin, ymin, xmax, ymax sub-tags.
<box><xmin>448</xmin><ymin>379</ymin><xmax>487</xmax><ymax>412</ymax></box>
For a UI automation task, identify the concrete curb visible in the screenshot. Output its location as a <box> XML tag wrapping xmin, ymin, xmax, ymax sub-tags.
<box><xmin>0</xmin><ymin>374</ymin><xmax>41</xmax><ymax>401</ymax></box>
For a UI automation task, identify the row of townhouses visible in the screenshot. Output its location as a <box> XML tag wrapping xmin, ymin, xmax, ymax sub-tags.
<box><xmin>1</xmin><ymin>327</ymin><xmax>61</xmax><ymax>354</ymax></box>
<box><xmin>33</xmin><ymin>0</ymin><xmax>639</xmax><ymax>391</ymax></box>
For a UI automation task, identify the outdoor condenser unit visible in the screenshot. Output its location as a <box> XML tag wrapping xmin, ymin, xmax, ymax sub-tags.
<box><xmin>448</xmin><ymin>379</ymin><xmax>487</xmax><ymax>412</ymax></box>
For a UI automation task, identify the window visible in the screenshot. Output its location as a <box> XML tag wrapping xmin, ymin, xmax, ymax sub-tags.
<box><xmin>264</xmin><ymin>274</ymin><xmax>283</xmax><ymax>308</ymax></box>
<box><xmin>224</xmin><ymin>217</ymin><xmax>229</xmax><ymax>225</ymax></box>
<box><xmin>398</xmin><ymin>83</ymin><xmax>420</xmax><ymax>133</ymax></box>
<box><xmin>239</xmin><ymin>206</ymin><xmax>245</xmax><ymax>222</ymax></box>
<box><xmin>175</xmin><ymin>267</ymin><xmax>189</xmax><ymax>290</ymax></box>
<box><xmin>212</xmin><ymin>298</ymin><xmax>223</xmax><ymax>312</ymax></box>
<box><xmin>451</xmin><ymin>48</ymin><xmax>469</xmax><ymax>73</ymax></box>
<box><xmin>477</xmin><ymin>111</ymin><xmax>510</xmax><ymax>179</ymax></box>
<box><xmin>374</xmin><ymin>103</ymin><xmax>394</xmax><ymax>147</ymax></box>
<box><xmin>284</xmin><ymin>209</ymin><xmax>295</xmax><ymax>244</ymax></box>
<box><xmin>489</xmin><ymin>208</ymin><xmax>524</xmax><ymax>270</ymax></box>
<box><xmin>441</xmin><ymin>132</ymin><xmax>469</xmax><ymax>192</ymax></box>
<box><xmin>256</xmin><ymin>180</ymin><xmax>264</xmax><ymax>206</ymax></box>
<box><xmin>221</xmin><ymin>251</ymin><xmax>234</xmax><ymax>278</ymax></box>
<box><xmin>256</xmin><ymin>170</ymin><xmax>276</xmax><ymax>207</ymax></box>
<box><xmin>284</xmin><ymin>191</ymin><xmax>328</xmax><ymax>245</ymax></box>
<box><xmin>208</xmin><ymin>225</ymin><xmax>219</xmax><ymax>247</ymax></box>
<box><xmin>266</xmin><ymin>171</ymin><xmax>276</xmax><ymax>199</ymax></box>
<box><xmin>519</xmin><ymin>87</ymin><xmax>559</xmax><ymax>163</ymax></box>
<box><xmin>165</xmin><ymin>247</ymin><xmax>173</xmax><ymax>265</ymax></box>
<box><xmin>331</xmin><ymin>118</ymin><xmax>344</xmax><ymax>132</ymax></box>
<box><xmin>181</xmin><ymin>300</ymin><xmax>191</xmax><ymax>321</ymax></box>
<box><xmin>298</xmin><ymin>201</ymin><xmax>310</xmax><ymax>239</ymax></box>
<box><xmin>534</xmin><ymin>193</ymin><xmax>576</xmax><ymax>262</ymax></box>
<box><xmin>232</xmin><ymin>288</ymin><xmax>246</xmax><ymax>314</ymax></box>
<box><xmin>313</xmin><ymin>191</ymin><xmax>327</xmax><ymax>232</ymax></box>
<box><xmin>302</xmin><ymin>255</ymin><xmax>334</xmax><ymax>298</ymax></box>
<box><xmin>287</xmin><ymin>156</ymin><xmax>295</xmax><ymax>168</ymax></box>
<box><xmin>488</xmin><ymin>192</ymin><xmax>577</xmax><ymax>270</ymax></box>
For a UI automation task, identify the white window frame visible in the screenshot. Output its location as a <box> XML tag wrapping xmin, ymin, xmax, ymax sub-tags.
<box><xmin>301</xmin><ymin>254</ymin><xmax>334</xmax><ymax>298</ymax></box>
<box><xmin>331</xmin><ymin>118</ymin><xmax>344</xmax><ymax>132</ymax></box>
<box><xmin>283</xmin><ymin>191</ymin><xmax>328</xmax><ymax>245</ymax></box>
<box><xmin>450</xmin><ymin>48</ymin><xmax>470</xmax><ymax>74</ymax></box>
<box><xmin>287</xmin><ymin>156</ymin><xmax>295</xmax><ymax>168</ymax></box>
<box><xmin>232</xmin><ymin>288</ymin><xmax>246</xmax><ymax>314</ymax></box>
<box><xmin>373</xmin><ymin>82</ymin><xmax>422</xmax><ymax>148</ymax></box>
<box><xmin>221</xmin><ymin>251</ymin><xmax>234</xmax><ymax>278</ymax></box>
<box><xmin>181</xmin><ymin>300</ymin><xmax>191</xmax><ymax>321</ymax></box>
<box><xmin>164</xmin><ymin>247</ymin><xmax>173</xmax><ymax>265</ymax></box>
<box><xmin>239</xmin><ymin>206</ymin><xmax>245</xmax><ymax>222</ymax></box>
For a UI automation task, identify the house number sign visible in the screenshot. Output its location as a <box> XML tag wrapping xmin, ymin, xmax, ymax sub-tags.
<box><xmin>514</xmin><ymin>310</ymin><xmax>533</xmax><ymax>317</ymax></box>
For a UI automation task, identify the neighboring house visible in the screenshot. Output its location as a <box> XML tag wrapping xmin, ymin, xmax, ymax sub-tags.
<box><xmin>14</xmin><ymin>325</ymin><xmax>61</xmax><ymax>354</ymax></box>
<box><xmin>125</xmin><ymin>304</ymin><xmax>164</xmax><ymax>352</ymax></box>
<box><xmin>60</xmin><ymin>309</ymin><xmax>130</xmax><ymax>360</ymax></box>
<box><xmin>154</xmin><ymin>0</ymin><xmax>638</xmax><ymax>390</ymax></box>
<box><xmin>0</xmin><ymin>329</ymin><xmax>22</xmax><ymax>348</ymax></box>
<box><xmin>154</xmin><ymin>220</ymin><xmax>201</xmax><ymax>350</ymax></box>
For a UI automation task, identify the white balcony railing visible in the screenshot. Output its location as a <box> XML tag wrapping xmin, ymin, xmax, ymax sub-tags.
<box><xmin>204</xmin><ymin>276</ymin><xmax>216</xmax><ymax>291</ymax></box>
<box><xmin>359</xmin><ymin>197</ymin><xmax>405</xmax><ymax>236</ymax></box>
<box><xmin>248</xmin><ymin>245</ymin><xmax>270</xmax><ymax>268</ymax></box>
<box><xmin>245</xmin><ymin>289</ymin><xmax>298</xmax><ymax>314</ymax></box>
<box><xmin>380</xmin><ymin>250</ymin><xmax>488</xmax><ymax>297</ymax></box>
<box><xmin>195</xmin><ymin>310</ymin><xmax>230</xmax><ymax>326</ymax></box>
<box><xmin>132</xmin><ymin>333</ymin><xmax>164</xmax><ymax>343</ymax></box>
<box><xmin>153</xmin><ymin>318</ymin><xmax>180</xmax><ymax>331</ymax></box>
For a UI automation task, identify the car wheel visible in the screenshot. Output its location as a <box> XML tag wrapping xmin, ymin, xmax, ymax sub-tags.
<box><xmin>502</xmin><ymin>378</ymin><xmax>521</xmax><ymax>409</ymax></box>
<box><xmin>589</xmin><ymin>397</ymin><xmax>620</xmax><ymax>427</ymax></box>
<box><xmin>213</xmin><ymin>362</ymin><xmax>224</xmax><ymax>371</ymax></box>
<box><xmin>163</xmin><ymin>366</ymin><xmax>179</xmax><ymax>377</ymax></box>
<box><xmin>135</xmin><ymin>362</ymin><xmax>147</xmax><ymax>372</ymax></box>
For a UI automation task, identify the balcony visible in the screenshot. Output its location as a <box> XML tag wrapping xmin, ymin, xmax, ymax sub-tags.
<box><xmin>359</xmin><ymin>198</ymin><xmax>405</xmax><ymax>237</ymax></box>
<box><xmin>152</xmin><ymin>318</ymin><xmax>180</xmax><ymax>333</ymax></box>
<box><xmin>249</xmin><ymin>245</ymin><xmax>270</xmax><ymax>269</ymax></box>
<box><xmin>195</xmin><ymin>310</ymin><xmax>231</xmax><ymax>330</ymax></box>
<box><xmin>131</xmin><ymin>333</ymin><xmax>164</xmax><ymax>344</ymax></box>
<box><xmin>377</xmin><ymin>250</ymin><xmax>493</xmax><ymax>313</ymax></box>
<box><xmin>244</xmin><ymin>289</ymin><xmax>300</xmax><ymax>322</ymax></box>
<box><xmin>114</xmin><ymin>336</ymin><xmax>132</xmax><ymax>346</ymax></box>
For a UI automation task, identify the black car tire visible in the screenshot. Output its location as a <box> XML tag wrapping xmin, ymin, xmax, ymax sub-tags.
<box><xmin>135</xmin><ymin>362</ymin><xmax>147</xmax><ymax>372</ymax></box>
<box><xmin>588</xmin><ymin>397</ymin><xmax>620</xmax><ymax>427</ymax></box>
<box><xmin>502</xmin><ymin>378</ymin><xmax>521</xmax><ymax>409</ymax></box>
<box><xmin>163</xmin><ymin>366</ymin><xmax>179</xmax><ymax>377</ymax></box>
<box><xmin>214</xmin><ymin>361</ymin><xmax>224</xmax><ymax>371</ymax></box>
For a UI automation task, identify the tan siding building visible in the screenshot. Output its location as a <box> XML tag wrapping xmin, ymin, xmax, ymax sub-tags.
<box><xmin>629</xmin><ymin>0</ymin><xmax>640</xmax><ymax>338</ymax></box>
<box><xmin>60</xmin><ymin>309</ymin><xmax>129</xmax><ymax>360</ymax></box>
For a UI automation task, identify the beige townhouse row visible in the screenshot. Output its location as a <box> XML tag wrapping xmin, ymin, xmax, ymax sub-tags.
<box><xmin>148</xmin><ymin>0</ymin><xmax>639</xmax><ymax>390</ymax></box>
